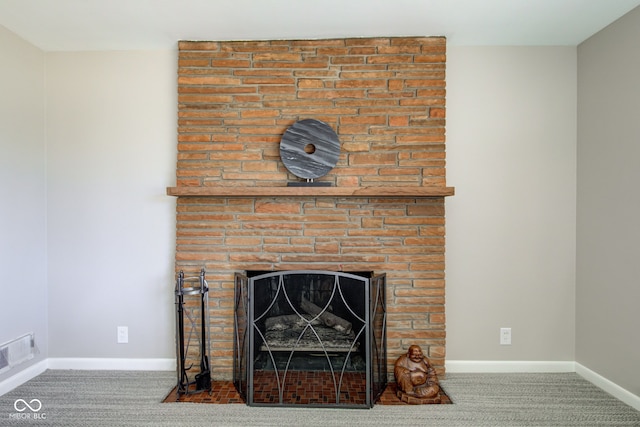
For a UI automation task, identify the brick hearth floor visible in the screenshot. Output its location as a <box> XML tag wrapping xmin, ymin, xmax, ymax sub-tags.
<box><xmin>163</xmin><ymin>372</ymin><xmax>451</xmax><ymax>405</ymax></box>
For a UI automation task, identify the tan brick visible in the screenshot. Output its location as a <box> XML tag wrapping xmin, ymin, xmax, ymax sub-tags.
<box><xmin>335</xmin><ymin>79</ymin><xmax>386</xmax><ymax>89</ymax></box>
<box><xmin>429</xmin><ymin>107</ymin><xmax>446</xmax><ymax>118</ymax></box>
<box><xmin>255</xmin><ymin>201</ymin><xmax>301</xmax><ymax>214</ymax></box>
<box><xmin>175</xmin><ymin>37</ymin><xmax>449</xmax><ymax>382</ymax></box>
<box><xmin>389</xmin><ymin>116</ymin><xmax>409</xmax><ymax>127</ymax></box>
<box><xmin>224</xmin><ymin>236</ymin><xmax>262</xmax><ymax>246</ymax></box>
<box><xmin>178</xmin><ymin>76</ymin><xmax>241</xmax><ymax>85</ymax></box>
<box><xmin>253</xmin><ymin>53</ymin><xmax>302</xmax><ymax>62</ymax></box>
<box><xmin>298</xmin><ymin>79</ymin><xmax>325</xmax><ymax>88</ymax></box>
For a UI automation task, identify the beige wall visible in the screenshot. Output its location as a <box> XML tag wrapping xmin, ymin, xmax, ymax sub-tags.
<box><xmin>446</xmin><ymin>46</ymin><xmax>577</xmax><ymax>362</ymax></box>
<box><xmin>0</xmin><ymin>26</ymin><xmax>48</xmax><ymax>381</ymax></box>
<box><xmin>0</xmin><ymin>25</ymin><xmax>47</xmax><ymax>380</ymax></box>
<box><xmin>45</xmin><ymin>51</ymin><xmax>178</xmax><ymax>358</ymax></box>
<box><xmin>577</xmin><ymin>5</ymin><xmax>640</xmax><ymax>396</ymax></box>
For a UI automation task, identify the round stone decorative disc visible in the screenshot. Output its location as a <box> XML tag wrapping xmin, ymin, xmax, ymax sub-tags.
<box><xmin>280</xmin><ymin>119</ymin><xmax>340</xmax><ymax>180</ymax></box>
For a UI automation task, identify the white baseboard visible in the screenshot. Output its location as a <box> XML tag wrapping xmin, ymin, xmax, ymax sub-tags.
<box><xmin>0</xmin><ymin>359</ymin><xmax>48</xmax><ymax>396</ymax></box>
<box><xmin>1</xmin><ymin>358</ymin><xmax>174</xmax><ymax>396</ymax></box>
<box><xmin>445</xmin><ymin>360</ymin><xmax>640</xmax><ymax>411</ymax></box>
<box><xmin>47</xmin><ymin>358</ymin><xmax>175</xmax><ymax>371</ymax></box>
<box><xmin>575</xmin><ymin>362</ymin><xmax>640</xmax><ymax>412</ymax></box>
<box><xmin>446</xmin><ymin>360</ymin><xmax>576</xmax><ymax>373</ymax></box>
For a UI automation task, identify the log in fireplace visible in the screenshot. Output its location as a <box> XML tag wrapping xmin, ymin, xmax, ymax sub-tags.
<box><xmin>233</xmin><ymin>270</ymin><xmax>387</xmax><ymax>408</ymax></box>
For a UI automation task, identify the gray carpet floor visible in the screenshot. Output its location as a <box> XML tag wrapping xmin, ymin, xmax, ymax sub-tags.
<box><xmin>1</xmin><ymin>370</ymin><xmax>639</xmax><ymax>426</ymax></box>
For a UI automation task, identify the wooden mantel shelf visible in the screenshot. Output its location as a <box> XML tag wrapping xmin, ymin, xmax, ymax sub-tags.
<box><xmin>166</xmin><ymin>186</ymin><xmax>455</xmax><ymax>198</ymax></box>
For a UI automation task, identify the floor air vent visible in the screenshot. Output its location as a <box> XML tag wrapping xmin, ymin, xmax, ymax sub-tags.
<box><xmin>0</xmin><ymin>333</ymin><xmax>35</xmax><ymax>374</ymax></box>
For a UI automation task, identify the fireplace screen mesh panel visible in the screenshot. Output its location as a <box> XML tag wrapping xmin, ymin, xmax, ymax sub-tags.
<box><xmin>370</xmin><ymin>273</ymin><xmax>387</xmax><ymax>403</ymax></box>
<box><xmin>233</xmin><ymin>273</ymin><xmax>249</xmax><ymax>403</ymax></box>
<box><xmin>233</xmin><ymin>270</ymin><xmax>387</xmax><ymax>408</ymax></box>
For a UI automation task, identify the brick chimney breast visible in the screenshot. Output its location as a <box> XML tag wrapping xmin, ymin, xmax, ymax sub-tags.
<box><xmin>173</xmin><ymin>37</ymin><xmax>449</xmax><ymax>381</ymax></box>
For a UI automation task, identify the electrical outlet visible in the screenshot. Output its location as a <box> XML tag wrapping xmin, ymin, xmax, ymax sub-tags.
<box><xmin>500</xmin><ymin>327</ymin><xmax>511</xmax><ymax>345</ymax></box>
<box><xmin>117</xmin><ymin>326</ymin><xmax>128</xmax><ymax>344</ymax></box>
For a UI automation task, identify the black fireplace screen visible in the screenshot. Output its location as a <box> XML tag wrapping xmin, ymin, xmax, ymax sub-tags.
<box><xmin>233</xmin><ymin>270</ymin><xmax>387</xmax><ymax>408</ymax></box>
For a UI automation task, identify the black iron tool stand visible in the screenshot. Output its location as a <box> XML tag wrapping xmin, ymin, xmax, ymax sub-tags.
<box><xmin>175</xmin><ymin>268</ymin><xmax>211</xmax><ymax>399</ymax></box>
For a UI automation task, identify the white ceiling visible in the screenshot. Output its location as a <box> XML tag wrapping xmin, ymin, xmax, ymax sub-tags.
<box><xmin>1</xmin><ymin>0</ymin><xmax>639</xmax><ymax>51</ymax></box>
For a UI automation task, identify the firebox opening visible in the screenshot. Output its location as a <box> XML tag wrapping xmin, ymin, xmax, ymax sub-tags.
<box><xmin>249</xmin><ymin>270</ymin><xmax>372</xmax><ymax>374</ymax></box>
<box><xmin>234</xmin><ymin>270</ymin><xmax>387</xmax><ymax>407</ymax></box>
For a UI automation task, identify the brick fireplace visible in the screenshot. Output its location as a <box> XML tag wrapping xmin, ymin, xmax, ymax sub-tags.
<box><xmin>167</xmin><ymin>36</ymin><xmax>454</xmax><ymax>382</ymax></box>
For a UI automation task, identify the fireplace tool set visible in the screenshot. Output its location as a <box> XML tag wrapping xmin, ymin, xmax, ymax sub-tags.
<box><xmin>174</xmin><ymin>268</ymin><xmax>211</xmax><ymax>398</ymax></box>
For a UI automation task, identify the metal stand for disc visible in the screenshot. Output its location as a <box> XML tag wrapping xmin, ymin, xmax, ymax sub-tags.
<box><xmin>175</xmin><ymin>268</ymin><xmax>211</xmax><ymax>399</ymax></box>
